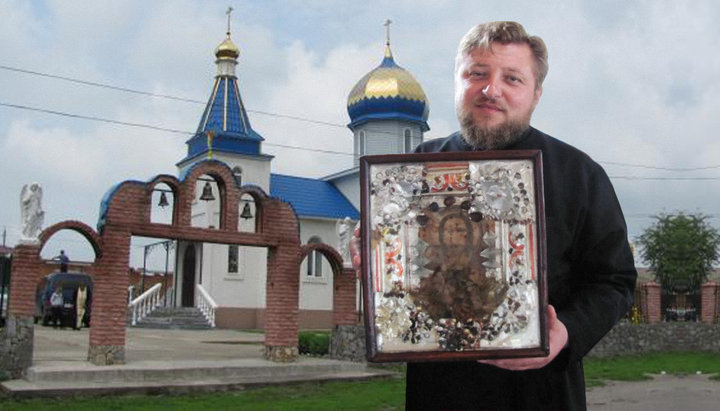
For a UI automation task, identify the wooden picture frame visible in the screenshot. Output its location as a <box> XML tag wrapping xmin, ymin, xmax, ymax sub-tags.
<box><xmin>360</xmin><ymin>150</ymin><xmax>548</xmax><ymax>362</ymax></box>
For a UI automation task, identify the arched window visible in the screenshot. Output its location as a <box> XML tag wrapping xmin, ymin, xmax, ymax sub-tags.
<box><xmin>306</xmin><ymin>236</ymin><xmax>323</xmax><ymax>277</ymax></box>
<box><xmin>404</xmin><ymin>128</ymin><xmax>413</xmax><ymax>153</ymax></box>
<box><xmin>232</xmin><ymin>166</ymin><xmax>243</xmax><ymax>187</ymax></box>
<box><xmin>358</xmin><ymin>130</ymin><xmax>366</xmax><ymax>156</ymax></box>
<box><xmin>228</xmin><ymin>245</ymin><xmax>239</xmax><ymax>274</ymax></box>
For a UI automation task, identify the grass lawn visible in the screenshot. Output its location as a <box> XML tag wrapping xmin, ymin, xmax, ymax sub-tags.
<box><xmin>1</xmin><ymin>352</ymin><xmax>719</xmax><ymax>410</ymax></box>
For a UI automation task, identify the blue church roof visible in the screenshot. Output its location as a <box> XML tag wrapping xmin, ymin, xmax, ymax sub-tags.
<box><xmin>270</xmin><ymin>174</ymin><xmax>359</xmax><ymax>220</ymax></box>
<box><xmin>180</xmin><ymin>29</ymin><xmax>266</xmax><ymax>166</ymax></box>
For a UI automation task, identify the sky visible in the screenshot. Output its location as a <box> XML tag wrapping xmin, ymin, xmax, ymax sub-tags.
<box><xmin>1</xmin><ymin>0</ymin><xmax>719</xmax><ymax>266</ymax></box>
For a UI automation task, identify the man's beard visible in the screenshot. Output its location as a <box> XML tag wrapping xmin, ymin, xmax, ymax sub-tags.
<box><xmin>457</xmin><ymin>106</ymin><xmax>530</xmax><ymax>150</ymax></box>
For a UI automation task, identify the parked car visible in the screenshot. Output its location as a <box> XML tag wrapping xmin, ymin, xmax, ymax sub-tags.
<box><xmin>35</xmin><ymin>272</ymin><xmax>93</xmax><ymax>327</ymax></box>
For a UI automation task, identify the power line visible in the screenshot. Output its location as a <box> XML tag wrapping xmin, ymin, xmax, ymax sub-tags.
<box><xmin>0</xmin><ymin>101</ymin><xmax>355</xmax><ymax>157</ymax></box>
<box><xmin>609</xmin><ymin>176</ymin><xmax>720</xmax><ymax>181</ymax></box>
<box><xmin>0</xmin><ymin>64</ymin><xmax>348</xmax><ymax>129</ymax></box>
<box><xmin>600</xmin><ymin>160</ymin><xmax>720</xmax><ymax>172</ymax></box>
<box><xmin>5</xmin><ymin>65</ymin><xmax>720</xmax><ymax>171</ymax></box>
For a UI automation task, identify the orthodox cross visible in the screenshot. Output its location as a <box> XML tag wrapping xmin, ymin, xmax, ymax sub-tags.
<box><xmin>384</xmin><ymin>19</ymin><xmax>392</xmax><ymax>46</ymax></box>
<box><xmin>226</xmin><ymin>6</ymin><xmax>234</xmax><ymax>35</ymax></box>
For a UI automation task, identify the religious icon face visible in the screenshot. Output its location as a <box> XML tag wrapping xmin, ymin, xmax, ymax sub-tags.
<box><xmin>361</xmin><ymin>151</ymin><xmax>548</xmax><ymax>362</ymax></box>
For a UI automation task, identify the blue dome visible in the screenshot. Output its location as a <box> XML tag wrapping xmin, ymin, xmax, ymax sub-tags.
<box><xmin>347</xmin><ymin>46</ymin><xmax>429</xmax><ymax>131</ymax></box>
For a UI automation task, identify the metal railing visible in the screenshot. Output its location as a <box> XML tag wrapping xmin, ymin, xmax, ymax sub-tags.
<box><xmin>196</xmin><ymin>284</ymin><xmax>217</xmax><ymax>328</ymax></box>
<box><xmin>128</xmin><ymin>283</ymin><xmax>162</xmax><ymax>326</ymax></box>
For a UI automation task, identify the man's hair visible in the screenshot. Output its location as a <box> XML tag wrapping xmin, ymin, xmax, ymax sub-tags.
<box><xmin>456</xmin><ymin>21</ymin><xmax>548</xmax><ymax>89</ymax></box>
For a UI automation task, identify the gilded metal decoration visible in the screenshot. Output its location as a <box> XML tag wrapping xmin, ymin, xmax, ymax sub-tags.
<box><xmin>361</xmin><ymin>151</ymin><xmax>548</xmax><ymax>362</ymax></box>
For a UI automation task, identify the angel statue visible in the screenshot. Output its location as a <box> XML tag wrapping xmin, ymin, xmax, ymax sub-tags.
<box><xmin>20</xmin><ymin>182</ymin><xmax>45</xmax><ymax>243</ymax></box>
<box><xmin>335</xmin><ymin>216</ymin><xmax>353</xmax><ymax>266</ymax></box>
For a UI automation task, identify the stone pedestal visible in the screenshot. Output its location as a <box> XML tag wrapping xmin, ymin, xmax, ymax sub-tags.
<box><xmin>87</xmin><ymin>345</ymin><xmax>125</xmax><ymax>365</ymax></box>
<box><xmin>0</xmin><ymin>315</ymin><xmax>34</xmax><ymax>379</ymax></box>
<box><xmin>701</xmin><ymin>282</ymin><xmax>718</xmax><ymax>324</ymax></box>
<box><xmin>264</xmin><ymin>345</ymin><xmax>298</xmax><ymax>362</ymax></box>
<box><xmin>329</xmin><ymin>324</ymin><xmax>366</xmax><ymax>362</ymax></box>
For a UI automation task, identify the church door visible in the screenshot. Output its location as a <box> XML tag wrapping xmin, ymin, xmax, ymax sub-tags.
<box><xmin>181</xmin><ymin>245</ymin><xmax>196</xmax><ymax>307</ymax></box>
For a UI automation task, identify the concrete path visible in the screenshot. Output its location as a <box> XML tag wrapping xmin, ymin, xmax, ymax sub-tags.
<box><xmin>1</xmin><ymin>325</ymin><xmax>394</xmax><ymax>398</ymax></box>
<box><xmin>586</xmin><ymin>373</ymin><xmax>720</xmax><ymax>411</ymax></box>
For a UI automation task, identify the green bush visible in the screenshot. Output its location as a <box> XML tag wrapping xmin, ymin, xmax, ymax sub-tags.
<box><xmin>298</xmin><ymin>331</ymin><xmax>330</xmax><ymax>355</ymax></box>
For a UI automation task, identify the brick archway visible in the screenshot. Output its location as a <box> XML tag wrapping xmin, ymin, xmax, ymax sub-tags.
<box><xmin>300</xmin><ymin>243</ymin><xmax>359</xmax><ymax>327</ymax></box>
<box><xmin>8</xmin><ymin>160</ymin><xmax>305</xmax><ymax>369</ymax></box>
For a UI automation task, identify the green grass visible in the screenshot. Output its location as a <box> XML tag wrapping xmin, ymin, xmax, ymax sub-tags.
<box><xmin>583</xmin><ymin>351</ymin><xmax>720</xmax><ymax>386</ymax></box>
<box><xmin>1</xmin><ymin>352</ymin><xmax>719</xmax><ymax>410</ymax></box>
<box><xmin>0</xmin><ymin>377</ymin><xmax>406</xmax><ymax>411</ymax></box>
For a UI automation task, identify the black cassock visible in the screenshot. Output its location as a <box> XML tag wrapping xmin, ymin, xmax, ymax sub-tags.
<box><xmin>405</xmin><ymin>127</ymin><xmax>637</xmax><ymax>411</ymax></box>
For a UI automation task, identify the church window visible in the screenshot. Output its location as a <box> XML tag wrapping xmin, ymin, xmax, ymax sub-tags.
<box><xmin>228</xmin><ymin>245</ymin><xmax>238</xmax><ymax>273</ymax></box>
<box><xmin>232</xmin><ymin>166</ymin><xmax>243</xmax><ymax>187</ymax></box>
<box><xmin>306</xmin><ymin>236</ymin><xmax>323</xmax><ymax>277</ymax></box>
<box><xmin>358</xmin><ymin>131</ymin><xmax>366</xmax><ymax>156</ymax></box>
<box><xmin>404</xmin><ymin>128</ymin><xmax>413</xmax><ymax>153</ymax></box>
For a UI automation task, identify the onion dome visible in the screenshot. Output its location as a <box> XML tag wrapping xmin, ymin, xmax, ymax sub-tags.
<box><xmin>179</xmin><ymin>19</ymin><xmax>266</xmax><ymax>165</ymax></box>
<box><xmin>347</xmin><ymin>44</ymin><xmax>429</xmax><ymax>131</ymax></box>
<box><xmin>215</xmin><ymin>34</ymin><xmax>240</xmax><ymax>60</ymax></box>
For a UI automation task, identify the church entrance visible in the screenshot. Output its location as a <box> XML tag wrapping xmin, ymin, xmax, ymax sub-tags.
<box><xmin>181</xmin><ymin>245</ymin><xmax>196</xmax><ymax>307</ymax></box>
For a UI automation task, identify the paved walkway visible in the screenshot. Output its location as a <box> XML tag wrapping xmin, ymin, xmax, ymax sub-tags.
<box><xmin>586</xmin><ymin>373</ymin><xmax>719</xmax><ymax>411</ymax></box>
<box><xmin>33</xmin><ymin>324</ymin><xmax>267</xmax><ymax>364</ymax></box>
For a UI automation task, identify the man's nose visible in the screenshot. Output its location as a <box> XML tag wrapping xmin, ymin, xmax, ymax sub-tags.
<box><xmin>481</xmin><ymin>79</ymin><xmax>501</xmax><ymax>98</ymax></box>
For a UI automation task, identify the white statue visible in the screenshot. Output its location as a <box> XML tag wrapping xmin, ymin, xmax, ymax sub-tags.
<box><xmin>336</xmin><ymin>216</ymin><xmax>353</xmax><ymax>266</ymax></box>
<box><xmin>20</xmin><ymin>182</ymin><xmax>44</xmax><ymax>243</ymax></box>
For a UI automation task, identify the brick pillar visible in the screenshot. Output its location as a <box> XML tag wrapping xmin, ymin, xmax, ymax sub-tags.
<box><xmin>333</xmin><ymin>267</ymin><xmax>359</xmax><ymax>326</ymax></box>
<box><xmin>701</xmin><ymin>282</ymin><xmax>718</xmax><ymax>324</ymax></box>
<box><xmin>4</xmin><ymin>243</ymin><xmax>42</xmax><ymax>377</ymax></box>
<box><xmin>88</xmin><ymin>229</ymin><xmax>130</xmax><ymax>365</ymax></box>
<box><xmin>643</xmin><ymin>281</ymin><xmax>662</xmax><ymax>324</ymax></box>
<box><xmin>264</xmin><ymin>244</ymin><xmax>300</xmax><ymax>362</ymax></box>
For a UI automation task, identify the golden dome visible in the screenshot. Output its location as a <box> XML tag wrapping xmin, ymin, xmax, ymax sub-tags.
<box><xmin>215</xmin><ymin>34</ymin><xmax>240</xmax><ymax>60</ymax></box>
<box><xmin>347</xmin><ymin>45</ymin><xmax>427</xmax><ymax>106</ymax></box>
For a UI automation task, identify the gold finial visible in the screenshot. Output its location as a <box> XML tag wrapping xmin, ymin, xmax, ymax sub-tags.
<box><xmin>226</xmin><ymin>6</ymin><xmax>234</xmax><ymax>36</ymax></box>
<box><xmin>383</xmin><ymin>19</ymin><xmax>393</xmax><ymax>59</ymax></box>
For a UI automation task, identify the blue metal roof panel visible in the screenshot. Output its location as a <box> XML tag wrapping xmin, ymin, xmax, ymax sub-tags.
<box><xmin>270</xmin><ymin>174</ymin><xmax>359</xmax><ymax>220</ymax></box>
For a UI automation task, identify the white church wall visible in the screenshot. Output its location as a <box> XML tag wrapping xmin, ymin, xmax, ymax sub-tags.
<box><xmin>298</xmin><ymin>218</ymin><xmax>338</xmax><ymax>311</ymax></box>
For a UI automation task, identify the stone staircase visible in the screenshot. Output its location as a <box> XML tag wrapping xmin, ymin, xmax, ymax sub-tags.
<box><xmin>130</xmin><ymin>307</ymin><xmax>213</xmax><ymax>330</ymax></box>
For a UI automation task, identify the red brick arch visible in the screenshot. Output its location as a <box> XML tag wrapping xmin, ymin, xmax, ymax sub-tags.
<box><xmin>91</xmin><ymin>160</ymin><xmax>303</xmax><ymax>363</ymax></box>
<box><xmin>300</xmin><ymin>243</ymin><xmax>358</xmax><ymax>326</ymax></box>
<box><xmin>40</xmin><ymin>220</ymin><xmax>103</xmax><ymax>259</ymax></box>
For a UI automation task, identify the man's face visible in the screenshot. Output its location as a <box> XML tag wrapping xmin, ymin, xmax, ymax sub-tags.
<box><xmin>454</xmin><ymin>43</ymin><xmax>542</xmax><ymax>149</ymax></box>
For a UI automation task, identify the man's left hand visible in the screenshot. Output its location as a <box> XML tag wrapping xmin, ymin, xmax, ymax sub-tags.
<box><xmin>477</xmin><ymin>304</ymin><xmax>568</xmax><ymax>370</ymax></box>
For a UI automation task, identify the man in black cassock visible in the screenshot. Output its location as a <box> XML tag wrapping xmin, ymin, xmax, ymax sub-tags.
<box><xmin>354</xmin><ymin>21</ymin><xmax>636</xmax><ymax>411</ymax></box>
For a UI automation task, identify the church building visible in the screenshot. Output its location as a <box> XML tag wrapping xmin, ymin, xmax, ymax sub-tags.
<box><xmin>171</xmin><ymin>20</ymin><xmax>429</xmax><ymax>329</ymax></box>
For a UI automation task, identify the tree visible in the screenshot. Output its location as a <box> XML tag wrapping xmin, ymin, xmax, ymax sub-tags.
<box><xmin>637</xmin><ymin>213</ymin><xmax>720</xmax><ymax>294</ymax></box>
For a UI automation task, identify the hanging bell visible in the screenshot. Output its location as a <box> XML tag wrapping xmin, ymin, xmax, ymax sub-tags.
<box><xmin>199</xmin><ymin>181</ymin><xmax>215</xmax><ymax>201</ymax></box>
<box><xmin>158</xmin><ymin>192</ymin><xmax>170</xmax><ymax>208</ymax></box>
<box><xmin>240</xmin><ymin>202</ymin><xmax>253</xmax><ymax>219</ymax></box>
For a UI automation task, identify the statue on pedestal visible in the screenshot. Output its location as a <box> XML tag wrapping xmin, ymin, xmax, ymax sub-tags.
<box><xmin>20</xmin><ymin>182</ymin><xmax>44</xmax><ymax>243</ymax></box>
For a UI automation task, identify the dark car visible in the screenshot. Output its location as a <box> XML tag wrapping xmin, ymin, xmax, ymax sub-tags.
<box><xmin>35</xmin><ymin>272</ymin><xmax>93</xmax><ymax>327</ymax></box>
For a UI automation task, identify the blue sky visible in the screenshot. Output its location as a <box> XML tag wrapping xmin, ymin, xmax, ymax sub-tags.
<box><xmin>1</xmin><ymin>0</ymin><xmax>719</xmax><ymax>265</ymax></box>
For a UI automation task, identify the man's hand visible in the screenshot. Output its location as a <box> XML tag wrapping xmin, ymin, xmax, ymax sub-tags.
<box><xmin>349</xmin><ymin>223</ymin><xmax>362</xmax><ymax>277</ymax></box>
<box><xmin>477</xmin><ymin>305</ymin><xmax>568</xmax><ymax>370</ymax></box>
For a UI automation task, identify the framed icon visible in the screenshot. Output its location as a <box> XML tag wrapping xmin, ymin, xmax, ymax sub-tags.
<box><xmin>360</xmin><ymin>150</ymin><xmax>548</xmax><ymax>362</ymax></box>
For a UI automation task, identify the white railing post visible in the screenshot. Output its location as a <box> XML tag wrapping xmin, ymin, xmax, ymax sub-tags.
<box><xmin>196</xmin><ymin>284</ymin><xmax>218</xmax><ymax>328</ymax></box>
<box><xmin>128</xmin><ymin>283</ymin><xmax>162</xmax><ymax>326</ymax></box>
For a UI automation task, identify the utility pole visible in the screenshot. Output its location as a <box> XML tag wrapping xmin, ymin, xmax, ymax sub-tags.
<box><xmin>2</xmin><ymin>226</ymin><xmax>6</xmax><ymax>247</ymax></box>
